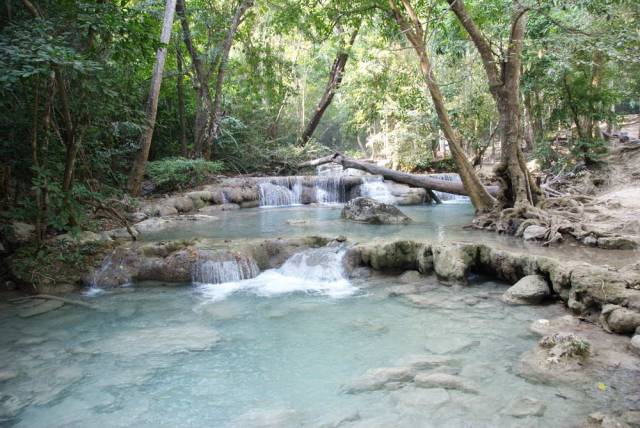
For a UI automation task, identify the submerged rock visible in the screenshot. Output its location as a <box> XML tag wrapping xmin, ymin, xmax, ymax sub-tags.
<box><xmin>341</xmin><ymin>197</ymin><xmax>412</xmax><ymax>224</ymax></box>
<box><xmin>391</xmin><ymin>386</ymin><xmax>449</xmax><ymax>410</ymax></box>
<box><xmin>18</xmin><ymin>300</ymin><xmax>65</xmax><ymax>318</ymax></box>
<box><xmin>344</xmin><ymin>367</ymin><xmax>414</xmax><ymax>393</ymax></box>
<box><xmin>398</xmin><ymin>270</ymin><xmax>423</xmax><ymax>284</ymax></box>
<box><xmin>502</xmin><ymin>275</ymin><xmax>550</xmax><ymax>305</ymax></box>
<box><xmin>501</xmin><ymin>397</ymin><xmax>546</xmax><ymax>418</ymax></box>
<box><xmin>413</xmin><ymin>373</ymin><xmax>478</xmax><ymax>394</ymax></box>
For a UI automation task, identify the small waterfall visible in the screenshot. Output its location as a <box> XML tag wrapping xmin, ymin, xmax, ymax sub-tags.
<box><xmin>192</xmin><ymin>257</ymin><xmax>259</xmax><ymax>284</ymax></box>
<box><xmin>85</xmin><ymin>252</ymin><xmax>131</xmax><ymax>294</ymax></box>
<box><xmin>277</xmin><ymin>247</ymin><xmax>348</xmax><ymax>282</ymax></box>
<box><xmin>258</xmin><ymin>177</ymin><xmax>303</xmax><ymax>207</ymax></box>
<box><xmin>360</xmin><ymin>176</ymin><xmax>396</xmax><ymax>204</ymax></box>
<box><xmin>195</xmin><ymin>246</ymin><xmax>357</xmax><ymax>301</ymax></box>
<box><xmin>428</xmin><ymin>173</ymin><xmax>470</xmax><ymax>203</ymax></box>
<box><xmin>315</xmin><ymin>176</ymin><xmax>347</xmax><ymax>204</ymax></box>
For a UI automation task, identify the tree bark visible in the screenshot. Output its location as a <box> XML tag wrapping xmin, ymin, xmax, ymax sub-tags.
<box><xmin>204</xmin><ymin>0</ymin><xmax>254</xmax><ymax>160</ymax></box>
<box><xmin>175</xmin><ymin>44</ymin><xmax>188</xmax><ymax>157</ymax></box>
<box><xmin>299</xmin><ymin>24</ymin><xmax>360</xmax><ymax>146</ymax></box>
<box><xmin>300</xmin><ymin>152</ymin><xmax>499</xmax><ymax>197</ymax></box>
<box><xmin>128</xmin><ymin>0</ymin><xmax>177</xmax><ymax>196</ymax></box>
<box><xmin>176</xmin><ymin>0</ymin><xmax>214</xmax><ymax>158</ymax></box>
<box><xmin>446</xmin><ymin>0</ymin><xmax>542</xmax><ymax>209</ymax></box>
<box><xmin>388</xmin><ymin>0</ymin><xmax>495</xmax><ymax>212</ymax></box>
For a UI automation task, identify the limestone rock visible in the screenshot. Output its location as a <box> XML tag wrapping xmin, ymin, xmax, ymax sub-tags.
<box><xmin>523</xmin><ymin>225</ymin><xmax>548</xmax><ymax>241</ymax></box>
<box><xmin>413</xmin><ymin>373</ymin><xmax>478</xmax><ymax>394</ymax></box>
<box><xmin>344</xmin><ymin>367</ymin><xmax>414</xmax><ymax>393</ymax></box>
<box><xmin>18</xmin><ymin>300</ymin><xmax>65</xmax><ymax>318</ymax></box>
<box><xmin>502</xmin><ymin>397</ymin><xmax>546</xmax><ymax>418</ymax></box>
<box><xmin>631</xmin><ymin>335</ymin><xmax>640</xmax><ymax>356</ymax></box>
<box><xmin>341</xmin><ymin>197</ymin><xmax>412</xmax><ymax>224</ymax></box>
<box><xmin>502</xmin><ymin>275</ymin><xmax>550</xmax><ymax>305</ymax></box>
<box><xmin>398</xmin><ymin>270</ymin><xmax>422</xmax><ymax>284</ymax></box>
<box><xmin>432</xmin><ymin>244</ymin><xmax>477</xmax><ymax>283</ymax></box>
<box><xmin>597</xmin><ymin>236</ymin><xmax>638</xmax><ymax>250</ymax></box>
<box><xmin>604</xmin><ymin>307</ymin><xmax>640</xmax><ymax>334</ymax></box>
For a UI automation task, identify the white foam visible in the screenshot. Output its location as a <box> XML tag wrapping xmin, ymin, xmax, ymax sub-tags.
<box><xmin>195</xmin><ymin>247</ymin><xmax>357</xmax><ymax>301</ymax></box>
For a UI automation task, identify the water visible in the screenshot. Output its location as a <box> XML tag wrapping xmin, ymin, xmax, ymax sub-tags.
<box><xmin>258</xmin><ymin>178</ymin><xmax>303</xmax><ymax>207</ymax></box>
<box><xmin>359</xmin><ymin>176</ymin><xmax>396</xmax><ymax>204</ymax></box>
<box><xmin>314</xmin><ymin>176</ymin><xmax>347</xmax><ymax>204</ymax></box>
<box><xmin>1</xmin><ymin>273</ymin><xmax>630</xmax><ymax>427</ymax></box>
<box><xmin>192</xmin><ymin>257</ymin><xmax>260</xmax><ymax>285</ymax></box>
<box><xmin>428</xmin><ymin>173</ymin><xmax>471</xmax><ymax>203</ymax></box>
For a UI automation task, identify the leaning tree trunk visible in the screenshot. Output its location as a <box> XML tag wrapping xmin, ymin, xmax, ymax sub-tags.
<box><xmin>175</xmin><ymin>44</ymin><xmax>188</xmax><ymax>157</ymax></box>
<box><xmin>204</xmin><ymin>0</ymin><xmax>254</xmax><ymax>160</ymax></box>
<box><xmin>299</xmin><ymin>25</ymin><xmax>360</xmax><ymax>146</ymax></box>
<box><xmin>128</xmin><ymin>0</ymin><xmax>177</xmax><ymax>195</ymax></box>
<box><xmin>388</xmin><ymin>0</ymin><xmax>495</xmax><ymax>212</ymax></box>
<box><xmin>300</xmin><ymin>153</ymin><xmax>499</xmax><ymax>197</ymax></box>
<box><xmin>446</xmin><ymin>0</ymin><xmax>542</xmax><ymax>210</ymax></box>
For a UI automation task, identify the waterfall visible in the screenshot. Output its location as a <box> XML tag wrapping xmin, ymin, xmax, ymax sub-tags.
<box><xmin>85</xmin><ymin>252</ymin><xmax>131</xmax><ymax>295</ymax></box>
<box><xmin>315</xmin><ymin>176</ymin><xmax>347</xmax><ymax>204</ymax></box>
<box><xmin>359</xmin><ymin>176</ymin><xmax>396</xmax><ymax>204</ymax></box>
<box><xmin>192</xmin><ymin>256</ymin><xmax>260</xmax><ymax>284</ymax></box>
<box><xmin>428</xmin><ymin>173</ymin><xmax>470</xmax><ymax>203</ymax></box>
<box><xmin>258</xmin><ymin>177</ymin><xmax>303</xmax><ymax>207</ymax></box>
<box><xmin>195</xmin><ymin>246</ymin><xmax>357</xmax><ymax>301</ymax></box>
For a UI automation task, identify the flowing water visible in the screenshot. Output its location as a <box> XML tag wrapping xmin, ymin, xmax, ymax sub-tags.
<box><xmin>2</xmin><ymin>198</ymin><xmax>638</xmax><ymax>426</ymax></box>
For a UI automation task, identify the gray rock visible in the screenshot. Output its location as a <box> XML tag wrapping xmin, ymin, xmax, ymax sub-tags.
<box><xmin>398</xmin><ymin>270</ymin><xmax>423</xmax><ymax>284</ymax></box>
<box><xmin>523</xmin><ymin>225</ymin><xmax>548</xmax><ymax>241</ymax></box>
<box><xmin>597</xmin><ymin>236</ymin><xmax>638</xmax><ymax>250</ymax></box>
<box><xmin>413</xmin><ymin>373</ymin><xmax>478</xmax><ymax>394</ymax></box>
<box><xmin>341</xmin><ymin>197</ymin><xmax>412</xmax><ymax>224</ymax></box>
<box><xmin>502</xmin><ymin>275</ymin><xmax>550</xmax><ymax>305</ymax></box>
<box><xmin>432</xmin><ymin>244</ymin><xmax>476</xmax><ymax>283</ymax></box>
<box><xmin>502</xmin><ymin>397</ymin><xmax>546</xmax><ymax>417</ymax></box>
<box><xmin>630</xmin><ymin>335</ymin><xmax>640</xmax><ymax>356</ymax></box>
<box><xmin>55</xmin><ymin>230</ymin><xmax>110</xmax><ymax>245</ymax></box>
<box><xmin>157</xmin><ymin>204</ymin><xmax>178</xmax><ymax>216</ymax></box>
<box><xmin>7</xmin><ymin>221</ymin><xmax>35</xmax><ymax>245</ymax></box>
<box><xmin>391</xmin><ymin>386</ymin><xmax>449</xmax><ymax>409</ymax></box>
<box><xmin>344</xmin><ymin>367</ymin><xmax>414</xmax><ymax>393</ymax></box>
<box><xmin>129</xmin><ymin>211</ymin><xmax>148</xmax><ymax>222</ymax></box>
<box><xmin>394</xmin><ymin>354</ymin><xmax>457</xmax><ymax>371</ymax></box>
<box><xmin>18</xmin><ymin>300</ymin><xmax>65</xmax><ymax>318</ymax></box>
<box><xmin>605</xmin><ymin>307</ymin><xmax>640</xmax><ymax>334</ymax></box>
<box><xmin>0</xmin><ymin>370</ymin><xmax>17</xmax><ymax>382</ymax></box>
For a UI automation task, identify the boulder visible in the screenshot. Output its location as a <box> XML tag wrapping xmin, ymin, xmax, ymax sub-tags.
<box><xmin>398</xmin><ymin>270</ymin><xmax>422</xmax><ymax>284</ymax></box>
<box><xmin>523</xmin><ymin>225</ymin><xmax>548</xmax><ymax>241</ymax></box>
<box><xmin>359</xmin><ymin>241</ymin><xmax>420</xmax><ymax>272</ymax></box>
<box><xmin>432</xmin><ymin>244</ymin><xmax>477</xmax><ymax>283</ymax></box>
<box><xmin>597</xmin><ymin>236</ymin><xmax>638</xmax><ymax>250</ymax></box>
<box><xmin>6</xmin><ymin>221</ymin><xmax>35</xmax><ymax>246</ymax></box>
<box><xmin>603</xmin><ymin>306</ymin><xmax>640</xmax><ymax>334</ymax></box>
<box><xmin>413</xmin><ymin>373</ymin><xmax>478</xmax><ymax>394</ymax></box>
<box><xmin>502</xmin><ymin>275</ymin><xmax>550</xmax><ymax>305</ymax></box>
<box><xmin>630</xmin><ymin>335</ymin><xmax>640</xmax><ymax>356</ymax></box>
<box><xmin>341</xmin><ymin>197</ymin><xmax>412</xmax><ymax>224</ymax></box>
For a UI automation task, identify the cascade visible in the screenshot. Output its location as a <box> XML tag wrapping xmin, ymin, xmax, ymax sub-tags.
<box><xmin>428</xmin><ymin>173</ymin><xmax>470</xmax><ymax>203</ymax></box>
<box><xmin>315</xmin><ymin>176</ymin><xmax>347</xmax><ymax>204</ymax></box>
<box><xmin>359</xmin><ymin>176</ymin><xmax>396</xmax><ymax>204</ymax></box>
<box><xmin>192</xmin><ymin>256</ymin><xmax>259</xmax><ymax>284</ymax></box>
<box><xmin>258</xmin><ymin>177</ymin><xmax>303</xmax><ymax>207</ymax></box>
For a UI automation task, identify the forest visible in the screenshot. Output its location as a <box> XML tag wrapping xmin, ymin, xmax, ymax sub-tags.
<box><xmin>1</xmin><ymin>1</ymin><xmax>640</xmax><ymax>426</ymax></box>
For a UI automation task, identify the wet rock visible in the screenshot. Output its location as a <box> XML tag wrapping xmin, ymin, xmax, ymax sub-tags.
<box><xmin>84</xmin><ymin>326</ymin><xmax>220</xmax><ymax>356</ymax></box>
<box><xmin>502</xmin><ymin>275</ymin><xmax>550</xmax><ymax>305</ymax></box>
<box><xmin>359</xmin><ymin>240</ymin><xmax>420</xmax><ymax>272</ymax></box>
<box><xmin>241</xmin><ymin>200</ymin><xmax>260</xmax><ymax>209</ymax></box>
<box><xmin>18</xmin><ymin>300</ymin><xmax>65</xmax><ymax>318</ymax></box>
<box><xmin>630</xmin><ymin>335</ymin><xmax>640</xmax><ymax>356</ymax></box>
<box><xmin>523</xmin><ymin>225</ymin><xmax>548</xmax><ymax>241</ymax></box>
<box><xmin>416</xmin><ymin>244</ymin><xmax>434</xmax><ymax>274</ymax></box>
<box><xmin>135</xmin><ymin>215</ymin><xmax>218</xmax><ymax>234</ymax></box>
<box><xmin>232</xmin><ymin>408</ymin><xmax>301</xmax><ymax>428</ymax></box>
<box><xmin>55</xmin><ymin>230</ymin><xmax>110</xmax><ymax>245</ymax></box>
<box><xmin>588</xmin><ymin>412</ymin><xmax>633</xmax><ymax>428</ymax></box>
<box><xmin>344</xmin><ymin>367</ymin><xmax>414</xmax><ymax>393</ymax></box>
<box><xmin>391</xmin><ymin>386</ymin><xmax>449</xmax><ymax>410</ymax></box>
<box><xmin>398</xmin><ymin>270</ymin><xmax>422</xmax><ymax>284</ymax></box>
<box><xmin>432</xmin><ymin>244</ymin><xmax>477</xmax><ymax>283</ymax></box>
<box><xmin>394</xmin><ymin>354</ymin><xmax>457</xmax><ymax>371</ymax></box>
<box><xmin>157</xmin><ymin>204</ymin><xmax>178</xmax><ymax>216</ymax></box>
<box><xmin>602</xmin><ymin>305</ymin><xmax>640</xmax><ymax>334</ymax></box>
<box><xmin>199</xmin><ymin>203</ymin><xmax>240</xmax><ymax>214</ymax></box>
<box><xmin>386</xmin><ymin>284</ymin><xmax>420</xmax><ymax>297</ymax></box>
<box><xmin>413</xmin><ymin>373</ymin><xmax>478</xmax><ymax>394</ymax></box>
<box><xmin>501</xmin><ymin>397</ymin><xmax>546</xmax><ymax>418</ymax></box>
<box><xmin>597</xmin><ymin>236</ymin><xmax>638</xmax><ymax>250</ymax></box>
<box><xmin>0</xmin><ymin>370</ymin><xmax>17</xmax><ymax>382</ymax></box>
<box><xmin>341</xmin><ymin>197</ymin><xmax>412</xmax><ymax>224</ymax></box>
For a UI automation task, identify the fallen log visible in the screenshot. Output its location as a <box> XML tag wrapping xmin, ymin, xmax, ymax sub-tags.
<box><xmin>300</xmin><ymin>153</ymin><xmax>499</xmax><ymax>197</ymax></box>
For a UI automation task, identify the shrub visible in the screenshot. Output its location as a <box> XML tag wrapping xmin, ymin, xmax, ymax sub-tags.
<box><xmin>146</xmin><ymin>158</ymin><xmax>224</xmax><ymax>193</ymax></box>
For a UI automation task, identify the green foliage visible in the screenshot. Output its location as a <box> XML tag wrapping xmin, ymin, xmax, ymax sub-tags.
<box><xmin>146</xmin><ymin>158</ymin><xmax>224</xmax><ymax>193</ymax></box>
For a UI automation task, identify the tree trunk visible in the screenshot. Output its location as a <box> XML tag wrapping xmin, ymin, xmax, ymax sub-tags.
<box><xmin>128</xmin><ymin>0</ymin><xmax>177</xmax><ymax>196</ymax></box>
<box><xmin>299</xmin><ymin>25</ymin><xmax>360</xmax><ymax>146</ymax></box>
<box><xmin>446</xmin><ymin>0</ymin><xmax>542</xmax><ymax>209</ymax></box>
<box><xmin>176</xmin><ymin>0</ymin><xmax>214</xmax><ymax>158</ymax></box>
<box><xmin>204</xmin><ymin>0</ymin><xmax>254</xmax><ymax>160</ymax></box>
<box><xmin>175</xmin><ymin>44</ymin><xmax>188</xmax><ymax>157</ymax></box>
<box><xmin>388</xmin><ymin>0</ymin><xmax>495</xmax><ymax>212</ymax></box>
<box><xmin>300</xmin><ymin>153</ymin><xmax>499</xmax><ymax>197</ymax></box>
